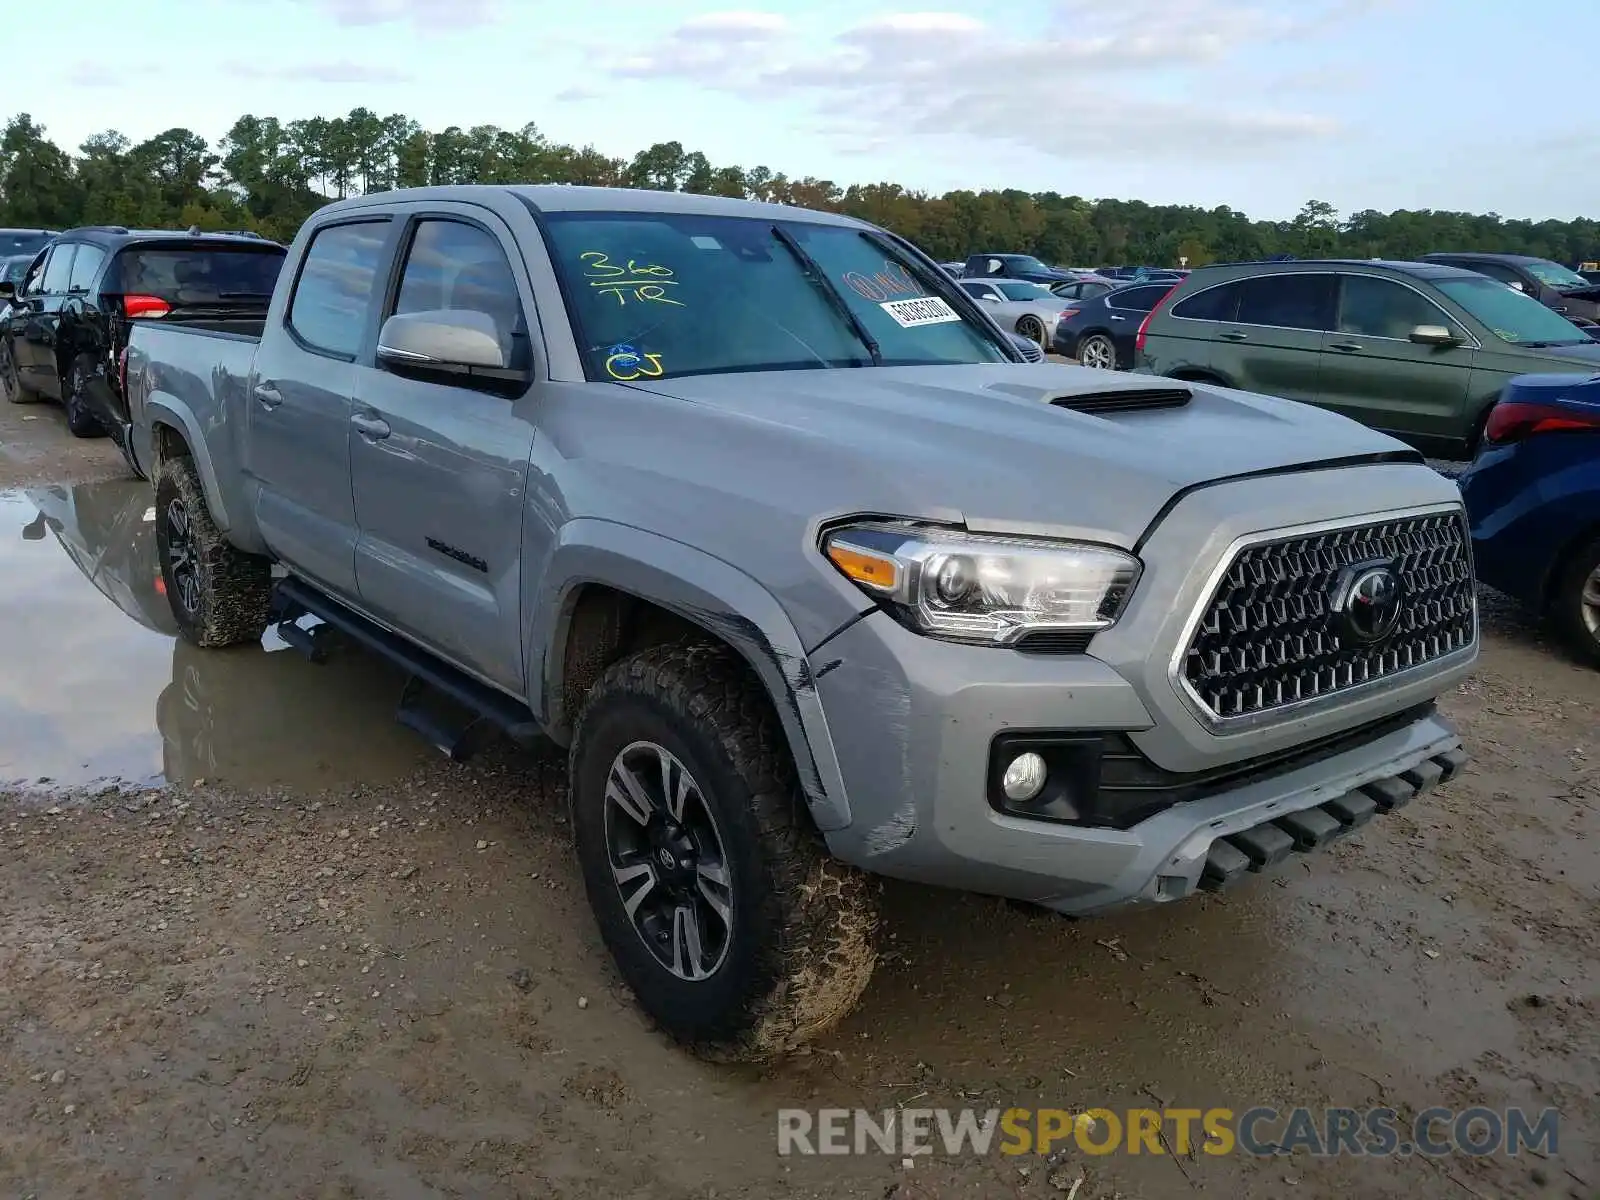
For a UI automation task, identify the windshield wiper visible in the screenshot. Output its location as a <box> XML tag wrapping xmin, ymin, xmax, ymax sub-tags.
<box><xmin>1519</xmin><ymin>340</ymin><xmax>1590</xmax><ymax>348</ymax></box>
<box><xmin>769</xmin><ymin>224</ymin><xmax>881</xmax><ymax>366</ymax></box>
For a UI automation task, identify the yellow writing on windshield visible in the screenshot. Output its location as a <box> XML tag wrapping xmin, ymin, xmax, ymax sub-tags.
<box><xmin>604</xmin><ymin>350</ymin><xmax>666</xmax><ymax>380</ymax></box>
<box><xmin>581</xmin><ymin>251</ymin><xmax>684</xmax><ymax>307</ymax></box>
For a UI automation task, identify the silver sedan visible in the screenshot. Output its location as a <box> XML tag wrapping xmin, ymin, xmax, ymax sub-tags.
<box><xmin>957</xmin><ymin>278</ymin><xmax>1072</xmax><ymax>348</ymax></box>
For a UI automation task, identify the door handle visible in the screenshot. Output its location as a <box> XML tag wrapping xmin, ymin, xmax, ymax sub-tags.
<box><xmin>351</xmin><ymin>412</ymin><xmax>391</xmax><ymax>440</ymax></box>
<box><xmin>253</xmin><ymin>384</ymin><xmax>283</xmax><ymax>409</ymax></box>
<box><xmin>1219</xmin><ymin>330</ymin><xmax>1248</xmax><ymax>342</ymax></box>
<box><xmin>1328</xmin><ymin>341</ymin><xmax>1363</xmax><ymax>352</ymax></box>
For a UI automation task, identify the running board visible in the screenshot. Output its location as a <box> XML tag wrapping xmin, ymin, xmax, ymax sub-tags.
<box><xmin>270</xmin><ymin>577</ymin><xmax>543</xmax><ymax>757</ymax></box>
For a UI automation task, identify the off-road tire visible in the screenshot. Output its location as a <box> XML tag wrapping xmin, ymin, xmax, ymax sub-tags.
<box><xmin>570</xmin><ymin>642</ymin><xmax>878</xmax><ymax>1062</ymax></box>
<box><xmin>154</xmin><ymin>454</ymin><xmax>273</xmax><ymax>648</ymax></box>
<box><xmin>64</xmin><ymin>358</ymin><xmax>104</xmax><ymax>438</ymax></box>
<box><xmin>1551</xmin><ymin>535</ymin><xmax>1600</xmax><ymax>669</ymax></box>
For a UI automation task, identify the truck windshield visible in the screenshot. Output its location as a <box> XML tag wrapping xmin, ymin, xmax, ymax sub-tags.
<box><xmin>104</xmin><ymin>246</ymin><xmax>286</xmax><ymax>304</ymax></box>
<box><xmin>1437</xmin><ymin>277</ymin><xmax>1593</xmax><ymax>346</ymax></box>
<box><xmin>538</xmin><ymin>211</ymin><xmax>1010</xmax><ymax>381</ymax></box>
<box><xmin>1521</xmin><ymin>260</ymin><xmax>1591</xmax><ymax>290</ymax></box>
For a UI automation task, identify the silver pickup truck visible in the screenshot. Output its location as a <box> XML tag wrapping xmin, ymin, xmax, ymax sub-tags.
<box><xmin>125</xmin><ymin>185</ymin><xmax>1477</xmax><ymax>1060</ymax></box>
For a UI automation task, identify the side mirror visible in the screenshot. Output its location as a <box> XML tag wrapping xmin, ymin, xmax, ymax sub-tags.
<box><xmin>1508</xmin><ymin>280</ymin><xmax>1525</xmax><ymax>291</ymax></box>
<box><xmin>1409</xmin><ymin>324</ymin><xmax>1460</xmax><ymax>347</ymax></box>
<box><xmin>0</xmin><ymin>281</ymin><xmax>14</xmax><ymax>300</ymax></box>
<box><xmin>376</xmin><ymin>309</ymin><xmax>527</xmax><ymax>388</ymax></box>
<box><xmin>979</xmin><ymin>293</ymin><xmax>1000</xmax><ymax>303</ymax></box>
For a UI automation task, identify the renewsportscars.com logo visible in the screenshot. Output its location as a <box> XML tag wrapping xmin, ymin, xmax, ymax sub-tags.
<box><xmin>777</xmin><ymin>1106</ymin><xmax>1560</xmax><ymax>1159</ymax></box>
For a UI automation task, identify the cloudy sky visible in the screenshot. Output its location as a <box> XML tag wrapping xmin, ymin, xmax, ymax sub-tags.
<box><xmin>31</xmin><ymin>0</ymin><xmax>1599</xmax><ymax>221</ymax></box>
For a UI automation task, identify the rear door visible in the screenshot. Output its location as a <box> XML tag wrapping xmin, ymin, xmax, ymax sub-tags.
<box><xmin>1316</xmin><ymin>272</ymin><xmax>1475</xmax><ymax>442</ymax></box>
<box><xmin>14</xmin><ymin>242</ymin><xmax>76</xmax><ymax>398</ymax></box>
<box><xmin>349</xmin><ymin>206</ymin><xmax>538</xmax><ymax>692</ymax></box>
<box><xmin>247</xmin><ymin>217</ymin><xmax>395</xmax><ymax>599</ymax></box>
<box><xmin>1210</xmin><ymin>272</ymin><xmax>1335</xmax><ymax>402</ymax></box>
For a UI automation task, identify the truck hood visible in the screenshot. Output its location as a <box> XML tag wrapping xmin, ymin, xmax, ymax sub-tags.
<box><xmin>623</xmin><ymin>363</ymin><xmax>1419</xmax><ymax>547</ymax></box>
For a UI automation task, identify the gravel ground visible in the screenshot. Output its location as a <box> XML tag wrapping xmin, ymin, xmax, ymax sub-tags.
<box><xmin>0</xmin><ymin>402</ymin><xmax>1594</xmax><ymax>1200</ymax></box>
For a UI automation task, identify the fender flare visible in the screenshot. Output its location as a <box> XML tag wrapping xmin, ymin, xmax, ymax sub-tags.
<box><xmin>144</xmin><ymin>395</ymin><xmax>233</xmax><ymax>533</ymax></box>
<box><xmin>528</xmin><ymin>519</ymin><xmax>853</xmax><ymax>831</ymax></box>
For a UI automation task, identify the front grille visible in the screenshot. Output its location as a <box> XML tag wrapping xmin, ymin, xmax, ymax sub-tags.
<box><xmin>1181</xmin><ymin>511</ymin><xmax>1475</xmax><ymax>722</ymax></box>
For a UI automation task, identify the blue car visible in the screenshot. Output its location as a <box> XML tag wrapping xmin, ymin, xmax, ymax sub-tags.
<box><xmin>1459</xmin><ymin>372</ymin><xmax>1600</xmax><ymax>665</ymax></box>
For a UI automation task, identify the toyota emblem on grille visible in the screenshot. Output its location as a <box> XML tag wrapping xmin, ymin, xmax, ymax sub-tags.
<box><xmin>1332</xmin><ymin>560</ymin><xmax>1404</xmax><ymax>644</ymax></box>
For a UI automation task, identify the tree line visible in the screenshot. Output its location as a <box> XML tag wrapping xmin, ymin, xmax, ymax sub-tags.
<box><xmin>2</xmin><ymin>110</ymin><xmax>1595</xmax><ymax>267</ymax></box>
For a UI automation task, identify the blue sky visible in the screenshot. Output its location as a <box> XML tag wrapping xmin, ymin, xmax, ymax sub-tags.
<box><xmin>29</xmin><ymin>0</ymin><xmax>1600</xmax><ymax>221</ymax></box>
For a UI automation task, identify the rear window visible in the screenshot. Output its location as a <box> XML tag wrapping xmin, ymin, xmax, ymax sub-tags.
<box><xmin>1171</xmin><ymin>281</ymin><xmax>1240</xmax><ymax>322</ymax></box>
<box><xmin>0</xmin><ymin>231</ymin><xmax>51</xmax><ymax>257</ymax></box>
<box><xmin>104</xmin><ymin>246</ymin><xmax>286</xmax><ymax>304</ymax></box>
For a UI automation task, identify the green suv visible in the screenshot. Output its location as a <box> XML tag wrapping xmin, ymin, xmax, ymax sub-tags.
<box><xmin>1135</xmin><ymin>259</ymin><xmax>1600</xmax><ymax>457</ymax></box>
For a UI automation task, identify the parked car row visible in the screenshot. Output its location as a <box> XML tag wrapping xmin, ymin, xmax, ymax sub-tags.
<box><xmin>0</xmin><ymin>224</ymin><xmax>288</xmax><ymax>444</ymax></box>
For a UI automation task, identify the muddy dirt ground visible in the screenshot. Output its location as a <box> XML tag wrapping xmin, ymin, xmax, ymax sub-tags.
<box><xmin>1</xmin><ymin>396</ymin><xmax>1595</xmax><ymax>1200</ymax></box>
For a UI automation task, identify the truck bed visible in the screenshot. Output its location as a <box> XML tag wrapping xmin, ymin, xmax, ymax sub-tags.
<box><xmin>125</xmin><ymin>320</ymin><xmax>262</xmax><ymax>485</ymax></box>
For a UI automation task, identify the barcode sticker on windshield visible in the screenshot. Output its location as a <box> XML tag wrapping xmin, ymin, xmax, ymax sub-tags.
<box><xmin>879</xmin><ymin>296</ymin><xmax>961</xmax><ymax>328</ymax></box>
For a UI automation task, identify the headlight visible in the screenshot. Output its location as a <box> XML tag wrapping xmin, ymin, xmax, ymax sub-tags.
<box><xmin>821</xmin><ymin>521</ymin><xmax>1140</xmax><ymax>645</ymax></box>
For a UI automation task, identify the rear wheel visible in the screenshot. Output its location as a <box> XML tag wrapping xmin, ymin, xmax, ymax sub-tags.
<box><xmin>1</xmin><ymin>347</ymin><xmax>35</xmax><ymax>404</ymax></box>
<box><xmin>1016</xmin><ymin>315</ymin><xmax>1047</xmax><ymax>347</ymax></box>
<box><xmin>1551</xmin><ymin>537</ymin><xmax>1600</xmax><ymax>669</ymax></box>
<box><xmin>570</xmin><ymin>643</ymin><xmax>878</xmax><ymax>1062</ymax></box>
<box><xmin>64</xmin><ymin>358</ymin><xmax>104</xmax><ymax>438</ymax></box>
<box><xmin>1078</xmin><ymin>332</ymin><xmax>1116</xmax><ymax>369</ymax></box>
<box><xmin>154</xmin><ymin>454</ymin><xmax>273</xmax><ymax>648</ymax></box>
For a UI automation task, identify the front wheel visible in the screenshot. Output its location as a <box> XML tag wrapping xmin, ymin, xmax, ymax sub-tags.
<box><xmin>570</xmin><ymin>643</ymin><xmax>878</xmax><ymax>1062</ymax></box>
<box><xmin>1077</xmin><ymin>332</ymin><xmax>1117</xmax><ymax>369</ymax></box>
<box><xmin>1552</xmin><ymin>537</ymin><xmax>1600</xmax><ymax>669</ymax></box>
<box><xmin>154</xmin><ymin>454</ymin><xmax>274</xmax><ymax>648</ymax></box>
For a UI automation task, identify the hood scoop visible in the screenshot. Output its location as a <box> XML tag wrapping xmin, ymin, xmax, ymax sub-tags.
<box><xmin>1049</xmin><ymin>387</ymin><xmax>1192</xmax><ymax>415</ymax></box>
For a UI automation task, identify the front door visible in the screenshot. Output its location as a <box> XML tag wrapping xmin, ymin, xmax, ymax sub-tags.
<box><xmin>1316</xmin><ymin>273</ymin><xmax>1475</xmax><ymax>443</ymax></box>
<box><xmin>349</xmin><ymin>209</ymin><xmax>538</xmax><ymax>693</ymax></box>
<box><xmin>13</xmin><ymin>243</ymin><xmax>75</xmax><ymax>398</ymax></box>
<box><xmin>246</xmin><ymin>218</ymin><xmax>394</xmax><ymax>600</ymax></box>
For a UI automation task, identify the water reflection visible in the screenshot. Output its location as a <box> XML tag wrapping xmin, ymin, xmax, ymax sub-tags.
<box><xmin>1</xmin><ymin>479</ymin><xmax>430</xmax><ymax>791</ymax></box>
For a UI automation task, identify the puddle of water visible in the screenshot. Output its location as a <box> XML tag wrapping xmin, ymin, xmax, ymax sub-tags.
<box><xmin>0</xmin><ymin>481</ymin><xmax>434</xmax><ymax>793</ymax></box>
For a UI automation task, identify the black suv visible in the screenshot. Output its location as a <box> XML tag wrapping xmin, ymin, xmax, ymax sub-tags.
<box><xmin>1420</xmin><ymin>252</ymin><xmax>1600</xmax><ymax>328</ymax></box>
<box><xmin>0</xmin><ymin>226</ymin><xmax>286</xmax><ymax>443</ymax></box>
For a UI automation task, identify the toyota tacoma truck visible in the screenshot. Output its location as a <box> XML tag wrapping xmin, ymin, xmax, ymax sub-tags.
<box><xmin>124</xmin><ymin>185</ymin><xmax>1477</xmax><ymax>1061</ymax></box>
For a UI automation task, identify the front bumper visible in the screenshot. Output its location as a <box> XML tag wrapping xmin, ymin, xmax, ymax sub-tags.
<box><xmin>813</xmin><ymin>611</ymin><xmax>1465</xmax><ymax>914</ymax></box>
<box><xmin>808</xmin><ymin>461</ymin><xmax>1476</xmax><ymax>915</ymax></box>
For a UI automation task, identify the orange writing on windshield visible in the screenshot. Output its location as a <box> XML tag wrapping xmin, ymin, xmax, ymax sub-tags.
<box><xmin>843</xmin><ymin>262</ymin><xmax>921</xmax><ymax>302</ymax></box>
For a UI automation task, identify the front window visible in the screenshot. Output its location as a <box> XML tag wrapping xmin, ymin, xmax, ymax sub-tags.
<box><xmin>1001</xmin><ymin>255</ymin><xmax>1051</xmax><ymax>275</ymax></box>
<box><xmin>996</xmin><ymin>280</ymin><xmax>1054</xmax><ymax>301</ymax></box>
<box><xmin>1437</xmin><ymin>277</ymin><xmax>1592</xmax><ymax>345</ymax></box>
<box><xmin>538</xmin><ymin>211</ymin><xmax>1010</xmax><ymax>381</ymax></box>
<box><xmin>1521</xmin><ymin>260</ymin><xmax>1590</xmax><ymax>290</ymax></box>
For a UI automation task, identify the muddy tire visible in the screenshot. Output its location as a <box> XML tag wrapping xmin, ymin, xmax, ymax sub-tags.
<box><xmin>1551</xmin><ymin>536</ymin><xmax>1600</xmax><ymax>669</ymax></box>
<box><xmin>570</xmin><ymin>642</ymin><xmax>878</xmax><ymax>1062</ymax></box>
<box><xmin>1</xmin><ymin>349</ymin><xmax>34</xmax><ymax>404</ymax></box>
<box><xmin>154</xmin><ymin>454</ymin><xmax>273</xmax><ymax>648</ymax></box>
<box><xmin>64</xmin><ymin>358</ymin><xmax>104</xmax><ymax>438</ymax></box>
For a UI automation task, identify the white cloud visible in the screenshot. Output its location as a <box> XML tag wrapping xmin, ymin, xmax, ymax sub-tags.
<box><xmin>304</xmin><ymin>0</ymin><xmax>502</xmax><ymax>28</ymax></box>
<box><xmin>582</xmin><ymin>0</ymin><xmax>1353</xmax><ymax>166</ymax></box>
<box><xmin>233</xmin><ymin>59</ymin><xmax>417</xmax><ymax>84</ymax></box>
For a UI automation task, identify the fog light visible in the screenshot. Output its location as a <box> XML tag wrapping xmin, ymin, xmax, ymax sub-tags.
<box><xmin>1001</xmin><ymin>751</ymin><xmax>1048</xmax><ymax>802</ymax></box>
